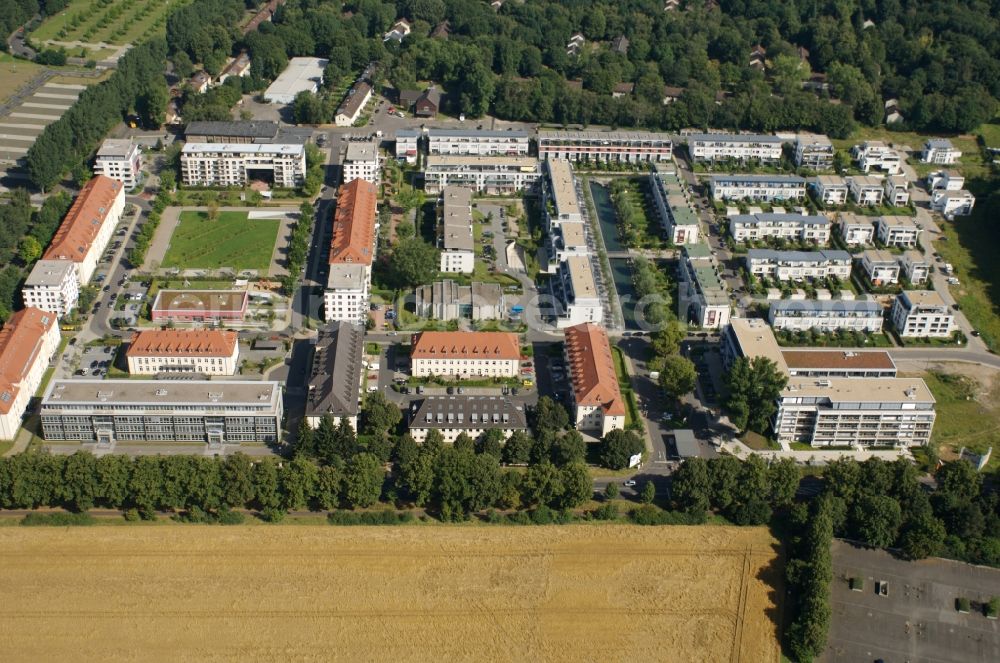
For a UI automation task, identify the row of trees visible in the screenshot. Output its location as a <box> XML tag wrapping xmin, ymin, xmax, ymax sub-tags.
<box><xmin>281</xmin><ymin>201</ymin><xmax>315</xmax><ymax>295</ymax></box>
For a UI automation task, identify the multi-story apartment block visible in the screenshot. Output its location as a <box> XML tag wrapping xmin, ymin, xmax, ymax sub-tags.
<box><xmin>342</xmin><ymin>139</ymin><xmax>380</xmax><ymax>183</ymax></box>
<box><xmin>858</xmin><ymin>249</ymin><xmax>901</xmax><ymax>286</ymax></box>
<box><xmin>899</xmin><ymin>250</ymin><xmax>930</xmax><ymax>284</ymax></box>
<box><xmin>125</xmin><ymin>330</ymin><xmax>240</xmax><ymax>376</ymax></box>
<box><xmin>851</xmin><ymin>141</ymin><xmax>902</xmax><ymax>174</ymax></box>
<box><xmin>649</xmin><ymin>163</ymin><xmax>699</xmax><ymax>244</ymax></box>
<box><xmin>547</xmin><ymin>221</ymin><xmax>589</xmax><ymax>268</ymax></box>
<box><xmin>709</xmin><ymin>174</ymin><xmax>806</xmax><ymax>202</ymax></box>
<box><xmin>686</xmin><ymin>133</ymin><xmax>783</xmax><ymax>163</ymax></box>
<box><xmin>410</xmin><ymin>331</ymin><xmax>520</xmax><ymax>378</ymax></box>
<box><xmin>427</xmin><ymin>129</ymin><xmax>530</xmax><ymax>157</ymax></box>
<box><xmin>552</xmin><ymin>255</ymin><xmax>603</xmax><ymax>328</ymax></box>
<box><xmin>745</xmin><ymin>249</ymin><xmax>852</xmax><ymax>280</ymax></box>
<box><xmin>794</xmin><ymin>134</ymin><xmax>835</xmax><ymax>170</ymax></box>
<box><xmin>837</xmin><ymin>213</ymin><xmax>875</xmax><ymax>246</ymax></box>
<box><xmin>438</xmin><ymin>185</ymin><xmax>474</xmax><ymax>274</ymax></box>
<box><xmin>395</xmin><ymin>128</ymin><xmax>420</xmax><ymax>164</ymax></box>
<box><xmin>0</xmin><ymin>308</ymin><xmax>60</xmax><ymax>440</ymax></box>
<box><xmin>324</xmin><ymin>179</ymin><xmax>378</xmax><ymax>322</ymax></box>
<box><xmin>678</xmin><ymin>241</ymin><xmax>730</xmax><ymax>328</ymax></box>
<box><xmin>891</xmin><ymin>290</ymin><xmax>956</xmax><ymax>338</ymax></box>
<box><xmin>564</xmin><ymin>323</ymin><xmax>626</xmax><ymax>436</ymax></box>
<box><xmin>305</xmin><ymin>321</ymin><xmax>364</xmax><ymax>431</ymax></box>
<box><xmin>875</xmin><ymin>215</ymin><xmax>921</xmax><ymax>247</ymax></box>
<box><xmin>180</xmin><ymin>143</ymin><xmax>306</xmax><ymax>187</ymax></box>
<box><xmin>926</xmin><ymin>170</ymin><xmax>964</xmax><ymax>191</ymax></box>
<box><xmin>922</xmin><ymin>138</ymin><xmax>961</xmax><ymax>165</ymax></box>
<box><xmin>811</xmin><ymin>175</ymin><xmax>849</xmax><ymax>206</ymax></box>
<box><xmin>40</xmin><ymin>380</ymin><xmax>283</xmax><ymax>446</ymax></box>
<box><xmin>768</xmin><ymin>298</ymin><xmax>884</xmax><ymax>333</ymax></box>
<box><xmin>541</xmin><ymin>159</ymin><xmax>582</xmax><ymax>230</ymax></box>
<box><xmin>848</xmin><ymin>175</ymin><xmax>885</xmax><ymax>206</ymax></box>
<box><xmin>883</xmin><ymin>175</ymin><xmax>910</xmax><ymax>207</ymax></box>
<box><xmin>728</xmin><ymin>213</ymin><xmax>830</xmax><ymax>243</ymax></box>
<box><xmin>423</xmin><ymin>156</ymin><xmax>541</xmax><ymax>194</ymax></box>
<box><xmin>42</xmin><ymin>175</ymin><xmax>125</xmax><ymax>287</ymax></box>
<box><xmin>407</xmin><ymin>396</ymin><xmax>527</xmax><ymax>444</ymax></box>
<box><xmin>94</xmin><ymin>138</ymin><xmax>142</xmax><ymax>189</ymax></box>
<box><xmin>931</xmin><ymin>189</ymin><xmax>976</xmax><ymax>219</ymax></box>
<box><xmin>21</xmin><ymin>259</ymin><xmax>79</xmax><ymax>318</ymax></box>
<box><xmin>538</xmin><ymin>130</ymin><xmax>673</xmax><ymax>163</ymax></box>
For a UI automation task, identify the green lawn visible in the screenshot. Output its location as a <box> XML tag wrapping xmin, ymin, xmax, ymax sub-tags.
<box><xmin>922</xmin><ymin>371</ymin><xmax>1000</xmax><ymax>471</ymax></box>
<box><xmin>976</xmin><ymin>119</ymin><xmax>1000</xmax><ymax>149</ymax></box>
<box><xmin>831</xmin><ymin>127</ymin><xmax>990</xmax><ymax>180</ymax></box>
<box><xmin>161</xmin><ymin>211</ymin><xmax>280</xmax><ymax>272</ymax></box>
<box><xmin>31</xmin><ymin>0</ymin><xmax>187</xmax><ymax>46</ymax></box>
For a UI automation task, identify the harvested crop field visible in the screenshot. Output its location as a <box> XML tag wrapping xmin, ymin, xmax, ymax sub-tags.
<box><xmin>0</xmin><ymin>524</ymin><xmax>782</xmax><ymax>662</ymax></box>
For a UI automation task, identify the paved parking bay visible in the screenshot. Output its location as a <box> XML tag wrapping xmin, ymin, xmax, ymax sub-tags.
<box><xmin>0</xmin><ymin>81</ymin><xmax>83</xmax><ymax>178</ymax></box>
<box><xmin>825</xmin><ymin>539</ymin><xmax>1000</xmax><ymax>663</ymax></box>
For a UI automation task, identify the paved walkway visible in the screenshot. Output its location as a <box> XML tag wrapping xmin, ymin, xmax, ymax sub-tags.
<box><xmin>721</xmin><ymin>439</ymin><xmax>914</xmax><ymax>464</ymax></box>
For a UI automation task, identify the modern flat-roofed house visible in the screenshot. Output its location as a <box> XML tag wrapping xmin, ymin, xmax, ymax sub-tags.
<box><xmin>686</xmin><ymin>133</ymin><xmax>783</xmax><ymax>163</ymax></box>
<box><xmin>745</xmin><ymin>249</ymin><xmax>852</xmax><ymax>280</ymax></box>
<box><xmin>728</xmin><ymin>213</ymin><xmax>830</xmax><ymax>243</ymax></box>
<box><xmin>926</xmin><ymin>170</ymin><xmax>964</xmax><ymax>191</ymax></box>
<box><xmin>324</xmin><ymin>179</ymin><xmax>378</xmax><ymax>322</ymax></box>
<box><xmin>126</xmin><ymin>329</ymin><xmax>240</xmax><ymax>375</ymax></box>
<box><xmin>875</xmin><ymin>215</ymin><xmax>920</xmax><ymax>247</ymax></box>
<box><xmin>40</xmin><ymin>380</ymin><xmax>283</xmax><ymax>446</ymax></box>
<box><xmin>423</xmin><ymin>156</ymin><xmax>541</xmax><ymax>195</ymax></box>
<box><xmin>342</xmin><ymin>139</ymin><xmax>380</xmax><ymax>183</ymax></box>
<box><xmin>794</xmin><ymin>134</ymin><xmax>834</xmax><ymax>170</ymax></box>
<box><xmin>428</xmin><ymin>128</ymin><xmax>530</xmax><ymax>157</ymax></box>
<box><xmin>21</xmin><ymin>259</ymin><xmax>79</xmax><ymax>318</ymax></box>
<box><xmin>922</xmin><ymin>138</ymin><xmax>961</xmax><ymax>164</ymax></box>
<box><xmin>891</xmin><ymin>290</ymin><xmax>956</xmax><ymax>338</ymax></box>
<box><xmin>709</xmin><ymin>174</ymin><xmax>806</xmax><ymax>202</ymax></box>
<box><xmin>851</xmin><ymin>141</ymin><xmax>902</xmax><ymax>174</ymax></box>
<box><xmin>811</xmin><ymin>175</ymin><xmax>849</xmax><ymax>206</ymax></box>
<box><xmin>899</xmin><ymin>250</ymin><xmax>930</xmax><ymax>284</ymax></box>
<box><xmin>305</xmin><ymin>321</ymin><xmax>364</xmax><ymax>430</ymax></box>
<box><xmin>837</xmin><ymin>213</ymin><xmax>874</xmax><ymax>246</ymax></box>
<box><xmin>547</xmin><ymin>221</ymin><xmax>589</xmax><ymax>268</ymax></box>
<box><xmin>410</xmin><ymin>331</ymin><xmax>520</xmax><ymax>378</ymax></box>
<box><xmin>42</xmin><ymin>175</ymin><xmax>125</xmax><ymax>287</ymax></box>
<box><xmin>848</xmin><ymin>175</ymin><xmax>885</xmax><ymax>206</ymax></box>
<box><xmin>931</xmin><ymin>189</ymin><xmax>975</xmax><ymax>219</ymax></box>
<box><xmin>537</xmin><ymin>130</ymin><xmax>673</xmax><ymax>163</ymax></box>
<box><xmin>180</xmin><ymin>143</ymin><xmax>306</xmax><ymax>187</ymax></box>
<box><xmin>541</xmin><ymin>159</ymin><xmax>582</xmax><ymax>229</ymax></box>
<box><xmin>414</xmin><ymin>281</ymin><xmax>505</xmax><ymax>321</ymax></box>
<box><xmin>438</xmin><ymin>185</ymin><xmax>474</xmax><ymax>274</ymax></box>
<box><xmin>335</xmin><ymin>81</ymin><xmax>372</xmax><ymax>126</ymax></box>
<box><xmin>395</xmin><ymin>129</ymin><xmax>420</xmax><ymax>163</ymax></box>
<box><xmin>0</xmin><ymin>308</ymin><xmax>60</xmax><ymax>440</ymax></box>
<box><xmin>552</xmin><ymin>255</ymin><xmax>603</xmax><ymax>327</ymax></box>
<box><xmin>407</xmin><ymin>396</ymin><xmax>527</xmax><ymax>444</ymax></box>
<box><xmin>94</xmin><ymin>138</ymin><xmax>142</xmax><ymax>189</ymax></box>
<box><xmin>564</xmin><ymin>323</ymin><xmax>625</xmax><ymax>436</ymax></box>
<box><xmin>883</xmin><ymin>175</ymin><xmax>910</xmax><ymax>207</ymax></box>
<box><xmin>649</xmin><ymin>163</ymin><xmax>699</xmax><ymax>244</ymax></box>
<box><xmin>768</xmin><ymin>298</ymin><xmax>884</xmax><ymax>333</ymax></box>
<box><xmin>858</xmin><ymin>249</ymin><xmax>901</xmax><ymax>285</ymax></box>
<box><xmin>678</xmin><ymin>241</ymin><xmax>730</xmax><ymax>328</ymax></box>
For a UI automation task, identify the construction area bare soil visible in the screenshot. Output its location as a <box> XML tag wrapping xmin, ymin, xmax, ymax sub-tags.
<box><xmin>0</xmin><ymin>524</ymin><xmax>782</xmax><ymax>662</ymax></box>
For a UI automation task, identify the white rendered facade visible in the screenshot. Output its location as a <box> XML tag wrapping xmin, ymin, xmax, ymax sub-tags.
<box><xmin>428</xmin><ymin>129</ymin><xmax>530</xmax><ymax>156</ymax></box>
<box><xmin>678</xmin><ymin>242</ymin><xmax>730</xmax><ymax>329</ymax></box>
<box><xmin>848</xmin><ymin>176</ymin><xmax>885</xmax><ymax>206</ymax></box>
<box><xmin>729</xmin><ymin>213</ymin><xmax>831</xmax><ymax>243</ymax></box>
<box><xmin>342</xmin><ymin>140</ymin><xmax>380</xmax><ymax>183</ymax></box>
<box><xmin>922</xmin><ymin>139</ymin><xmax>961</xmax><ymax>165</ymax></box>
<box><xmin>423</xmin><ymin>156</ymin><xmax>540</xmax><ymax>194</ymax></box>
<box><xmin>884</xmin><ymin>176</ymin><xmax>910</xmax><ymax>207</ymax></box>
<box><xmin>794</xmin><ymin>134</ymin><xmax>835</xmax><ymax>170</ymax></box>
<box><xmin>876</xmin><ymin>216</ymin><xmax>921</xmax><ymax>247</ymax></box>
<box><xmin>745</xmin><ymin>249</ymin><xmax>852</xmax><ymax>280</ymax></box>
<box><xmin>324</xmin><ymin>265</ymin><xmax>370</xmax><ymax>322</ymax></box>
<box><xmin>21</xmin><ymin>259</ymin><xmax>79</xmax><ymax>318</ymax></box>
<box><xmin>858</xmin><ymin>250</ymin><xmax>901</xmax><ymax>285</ymax></box>
<box><xmin>552</xmin><ymin>256</ymin><xmax>603</xmax><ymax>328</ymax></box>
<box><xmin>649</xmin><ymin>163</ymin><xmax>700</xmax><ymax>244</ymax></box>
<box><xmin>538</xmin><ymin>130</ymin><xmax>673</xmax><ymax>162</ymax></box>
<box><xmin>852</xmin><ymin>141</ymin><xmax>902</xmax><ymax>174</ymax></box>
<box><xmin>687</xmin><ymin>133</ymin><xmax>783</xmax><ymax>163</ymax></box>
<box><xmin>180</xmin><ymin>143</ymin><xmax>306</xmax><ymax>187</ymax></box>
<box><xmin>838</xmin><ymin>214</ymin><xmax>875</xmax><ymax>246</ymax></box>
<box><xmin>94</xmin><ymin>139</ymin><xmax>142</xmax><ymax>189</ymax></box>
<box><xmin>931</xmin><ymin>189</ymin><xmax>975</xmax><ymax>218</ymax></box>
<box><xmin>927</xmin><ymin>170</ymin><xmax>964</xmax><ymax>191</ymax></box>
<box><xmin>899</xmin><ymin>251</ymin><xmax>930</xmax><ymax>284</ymax></box>
<box><xmin>709</xmin><ymin>175</ymin><xmax>806</xmax><ymax>202</ymax></box>
<box><xmin>811</xmin><ymin>176</ymin><xmax>849</xmax><ymax>206</ymax></box>
<box><xmin>891</xmin><ymin>290</ymin><xmax>956</xmax><ymax>338</ymax></box>
<box><xmin>768</xmin><ymin>299</ymin><xmax>884</xmax><ymax>333</ymax></box>
<box><xmin>395</xmin><ymin>129</ymin><xmax>419</xmax><ymax>163</ymax></box>
<box><xmin>438</xmin><ymin>185</ymin><xmax>474</xmax><ymax>274</ymax></box>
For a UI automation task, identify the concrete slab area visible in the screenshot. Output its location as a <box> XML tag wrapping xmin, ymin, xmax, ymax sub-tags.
<box><xmin>824</xmin><ymin>539</ymin><xmax>1000</xmax><ymax>663</ymax></box>
<box><xmin>42</xmin><ymin>82</ymin><xmax>87</xmax><ymax>90</ymax></box>
<box><xmin>10</xmin><ymin>112</ymin><xmax>60</xmax><ymax>121</ymax></box>
<box><xmin>22</xmin><ymin>101</ymin><xmax>73</xmax><ymax>110</ymax></box>
<box><xmin>0</xmin><ymin>123</ymin><xmax>47</xmax><ymax>131</ymax></box>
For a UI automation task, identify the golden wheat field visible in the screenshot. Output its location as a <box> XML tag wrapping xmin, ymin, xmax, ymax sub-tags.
<box><xmin>0</xmin><ymin>524</ymin><xmax>782</xmax><ymax>663</ymax></box>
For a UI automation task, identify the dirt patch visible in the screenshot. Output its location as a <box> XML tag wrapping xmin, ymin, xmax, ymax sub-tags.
<box><xmin>0</xmin><ymin>524</ymin><xmax>782</xmax><ymax>662</ymax></box>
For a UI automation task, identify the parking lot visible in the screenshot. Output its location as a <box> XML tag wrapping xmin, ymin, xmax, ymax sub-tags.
<box><xmin>74</xmin><ymin>343</ymin><xmax>120</xmax><ymax>379</ymax></box>
<box><xmin>825</xmin><ymin>539</ymin><xmax>1000</xmax><ymax>663</ymax></box>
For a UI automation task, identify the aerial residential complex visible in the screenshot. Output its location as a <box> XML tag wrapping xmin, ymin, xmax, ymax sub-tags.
<box><xmin>847</xmin><ymin>176</ymin><xmax>885</xmax><ymax>206</ymax></box>
<box><xmin>728</xmin><ymin>213</ymin><xmax>831</xmax><ymax>243</ymax></box>
<box><xmin>325</xmin><ymin>179</ymin><xmax>379</xmax><ymax>322</ymax></box>
<box><xmin>744</xmin><ymin>249</ymin><xmax>852</xmax><ymax>280</ymax></box>
<box><xmin>40</xmin><ymin>380</ymin><xmax>284</xmax><ymax>446</ymax></box>
<box><xmin>931</xmin><ymin>189</ymin><xmax>976</xmax><ymax>218</ymax></box>
<box><xmin>305</xmin><ymin>322</ymin><xmax>364</xmax><ymax>430</ymax></box>
<box><xmin>837</xmin><ymin>213</ymin><xmax>876</xmax><ymax>246</ymax></box>
<box><xmin>793</xmin><ymin>134</ymin><xmax>835</xmax><ymax>170</ymax></box>
<box><xmin>811</xmin><ymin>175</ymin><xmax>849</xmax><ymax>206</ymax></box>
<box><xmin>180</xmin><ymin>143</ymin><xmax>306</xmax><ymax>187</ymax></box>
<box><xmin>0</xmin><ymin>308</ymin><xmax>60</xmax><ymax>440</ymax></box>
<box><xmin>564</xmin><ymin>323</ymin><xmax>625</xmax><ymax>436</ymax></box>
<box><xmin>708</xmin><ymin>174</ymin><xmax>807</xmax><ymax>202</ymax></box>
<box><xmin>852</xmin><ymin>141</ymin><xmax>903</xmax><ymax>174</ymax></box>
<box><xmin>552</xmin><ymin>255</ymin><xmax>603</xmax><ymax>327</ymax></box>
<box><xmin>409</xmin><ymin>331</ymin><xmax>520</xmax><ymax>378</ymax></box>
<box><xmin>768</xmin><ymin>299</ymin><xmax>885</xmax><ymax>333</ymax></box>
<box><xmin>537</xmin><ymin>130</ymin><xmax>673</xmax><ymax>163</ymax></box>
<box><xmin>427</xmin><ymin>128</ymin><xmax>530</xmax><ymax>156</ymax></box>
<box><xmin>395</xmin><ymin>128</ymin><xmax>419</xmax><ymax>163</ymax></box>
<box><xmin>875</xmin><ymin>215</ymin><xmax>921</xmax><ymax>247</ymax></box>
<box><xmin>423</xmin><ymin>156</ymin><xmax>541</xmax><ymax>194</ymax></box>
<box><xmin>94</xmin><ymin>138</ymin><xmax>143</xmax><ymax>189</ymax></box>
<box><xmin>686</xmin><ymin>133</ymin><xmax>783</xmax><ymax>163</ymax></box>
<box><xmin>438</xmin><ymin>185</ymin><xmax>475</xmax><ymax>274</ymax></box>
<box><xmin>677</xmin><ymin>241</ymin><xmax>730</xmax><ymax>328</ymax></box>
<box><xmin>858</xmin><ymin>249</ymin><xmax>901</xmax><ymax>285</ymax></box>
<box><xmin>407</xmin><ymin>396</ymin><xmax>528</xmax><ymax>444</ymax></box>
<box><xmin>125</xmin><ymin>330</ymin><xmax>240</xmax><ymax>376</ymax></box>
<box><xmin>649</xmin><ymin>163</ymin><xmax>700</xmax><ymax>244</ymax></box>
<box><xmin>891</xmin><ymin>290</ymin><xmax>957</xmax><ymax>338</ymax></box>
<box><xmin>541</xmin><ymin>158</ymin><xmax>583</xmax><ymax>229</ymax></box>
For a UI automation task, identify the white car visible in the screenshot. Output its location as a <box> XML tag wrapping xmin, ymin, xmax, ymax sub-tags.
<box><xmin>623</xmin><ymin>480</ymin><xmax>637</xmax><ymax>487</ymax></box>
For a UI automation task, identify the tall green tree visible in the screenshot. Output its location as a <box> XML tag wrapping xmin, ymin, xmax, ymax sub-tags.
<box><xmin>658</xmin><ymin>355</ymin><xmax>697</xmax><ymax>399</ymax></box>
<box><xmin>597</xmin><ymin>429</ymin><xmax>644</xmax><ymax>470</ymax></box>
<box><xmin>344</xmin><ymin>453</ymin><xmax>384</xmax><ymax>508</ymax></box>
<box><xmin>723</xmin><ymin>357</ymin><xmax>787</xmax><ymax>434</ymax></box>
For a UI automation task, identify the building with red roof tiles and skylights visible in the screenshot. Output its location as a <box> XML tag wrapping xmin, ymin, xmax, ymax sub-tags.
<box><xmin>126</xmin><ymin>330</ymin><xmax>240</xmax><ymax>375</ymax></box>
<box><xmin>563</xmin><ymin>323</ymin><xmax>626</xmax><ymax>436</ymax></box>
<box><xmin>410</xmin><ymin>331</ymin><xmax>520</xmax><ymax>379</ymax></box>
<box><xmin>0</xmin><ymin>308</ymin><xmax>60</xmax><ymax>440</ymax></box>
<box><xmin>324</xmin><ymin>179</ymin><xmax>379</xmax><ymax>322</ymax></box>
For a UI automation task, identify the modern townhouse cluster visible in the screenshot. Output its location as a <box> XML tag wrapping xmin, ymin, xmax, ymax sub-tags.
<box><xmin>437</xmin><ymin>185</ymin><xmax>475</xmax><ymax>274</ymax></box>
<box><xmin>428</xmin><ymin>128</ymin><xmax>530</xmax><ymax>157</ymax></box>
<box><xmin>677</xmin><ymin>241</ymin><xmax>730</xmax><ymax>329</ymax></box>
<box><xmin>744</xmin><ymin>249</ymin><xmax>852</xmax><ymax>280</ymax></box>
<box><xmin>180</xmin><ymin>142</ymin><xmax>307</xmax><ymax>187</ymax></box>
<box><xmin>708</xmin><ymin>174</ymin><xmax>807</xmax><ymax>202</ymax></box>
<box><xmin>423</xmin><ymin>155</ymin><xmax>541</xmax><ymax>195</ymax></box>
<box><xmin>648</xmin><ymin>162</ymin><xmax>700</xmax><ymax>244</ymax></box>
<box><xmin>686</xmin><ymin>133</ymin><xmax>783</xmax><ymax>164</ymax></box>
<box><xmin>324</xmin><ymin>179</ymin><xmax>379</xmax><ymax>322</ymax></box>
<box><xmin>728</xmin><ymin>213</ymin><xmax>831</xmax><ymax>244</ymax></box>
<box><xmin>537</xmin><ymin>130</ymin><xmax>673</xmax><ymax>163</ymax></box>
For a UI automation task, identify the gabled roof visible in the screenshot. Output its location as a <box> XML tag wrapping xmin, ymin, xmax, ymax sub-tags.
<box><xmin>564</xmin><ymin>323</ymin><xmax>625</xmax><ymax>417</ymax></box>
<box><xmin>0</xmin><ymin>307</ymin><xmax>56</xmax><ymax>414</ymax></box>
<box><xmin>409</xmin><ymin>396</ymin><xmax>527</xmax><ymax>431</ymax></box>
<box><xmin>306</xmin><ymin>322</ymin><xmax>364</xmax><ymax>419</ymax></box>
<box><xmin>127</xmin><ymin>329</ymin><xmax>238</xmax><ymax>358</ymax></box>
<box><xmin>329</xmin><ymin>179</ymin><xmax>378</xmax><ymax>265</ymax></box>
<box><xmin>43</xmin><ymin>176</ymin><xmax>122</xmax><ymax>264</ymax></box>
<box><xmin>410</xmin><ymin>331</ymin><xmax>520</xmax><ymax>360</ymax></box>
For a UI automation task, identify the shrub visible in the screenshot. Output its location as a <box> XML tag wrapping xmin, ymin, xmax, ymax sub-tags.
<box><xmin>591</xmin><ymin>502</ymin><xmax>619</xmax><ymax>521</ymax></box>
<box><xmin>217</xmin><ymin>508</ymin><xmax>245</xmax><ymax>525</ymax></box>
<box><xmin>259</xmin><ymin>507</ymin><xmax>286</xmax><ymax>523</ymax></box>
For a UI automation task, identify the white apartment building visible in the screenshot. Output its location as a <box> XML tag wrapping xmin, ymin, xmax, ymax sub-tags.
<box><xmin>931</xmin><ymin>189</ymin><xmax>976</xmax><ymax>219</ymax></box>
<box><xmin>891</xmin><ymin>290</ymin><xmax>956</xmax><ymax>338</ymax></box>
<box><xmin>811</xmin><ymin>175</ymin><xmax>849</xmax><ymax>206</ymax></box>
<box><xmin>325</xmin><ymin>265</ymin><xmax>370</xmax><ymax>323</ymax></box>
<box><xmin>794</xmin><ymin>134</ymin><xmax>835</xmax><ymax>170</ymax></box>
<box><xmin>852</xmin><ymin>141</ymin><xmax>902</xmax><ymax>174</ymax></box>
<box><xmin>876</xmin><ymin>215</ymin><xmax>921</xmax><ymax>247</ymax></box>
<box><xmin>858</xmin><ymin>249</ymin><xmax>901</xmax><ymax>285</ymax></box>
<box><xmin>564</xmin><ymin>323</ymin><xmax>626</xmax><ymax>436</ymax></box>
<box><xmin>407</xmin><ymin>396</ymin><xmax>528</xmax><ymax>444</ymax></box>
<box><xmin>324</xmin><ymin>179</ymin><xmax>378</xmax><ymax>322</ymax></box>
<box><xmin>21</xmin><ymin>259</ymin><xmax>79</xmax><ymax>318</ymax></box>
<box><xmin>342</xmin><ymin>139</ymin><xmax>380</xmax><ymax>183</ymax></box>
<box><xmin>547</xmin><ymin>221</ymin><xmax>589</xmax><ymax>268</ymax></box>
<box><xmin>709</xmin><ymin>174</ymin><xmax>807</xmax><ymax>202</ymax></box>
<box><xmin>927</xmin><ymin>170</ymin><xmax>964</xmax><ymax>191</ymax></box>
<box><xmin>922</xmin><ymin>138</ymin><xmax>961</xmax><ymax>165</ymax></box>
<box><xmin>541</xmin><ymin>158</ymin><xmax>582</xmax><ymax>229</ymax></box>
<box><xmin>0</xmin><ymin>308</ymin><xmax>60</xmax><ymax>440</ymax></box>
<box><xmin>427</xmin><ymin>129</ymin><xmax>530</xmax><ymax>156</ymax></box>
<box><xmin>837</xmin><ymin>213</ymin><xmax>875</xmax><ymax>246</ymax></box>
<box><xmin>848</xmin><ymin>176</ymin><xmax>885</xmax><ymax>206</ymax></box>
<box><xmin>410</xmin><ymin>331</ymin><xmax>520</xmax><ymax>378</ymax></box>
<box><xmin>94</xmin><ymin>138</ymin><xmax>142</xmax><ymax>189</ymax></box>
<box><xmin>745</xmin><ymin>249</ymin><xmax>852</xmax><ymax>280</ymax></box>
<box><xmin>899</xmin><ymin>250</ymin><xmax>930</xmax><ymax>284</ymax></box>
<box><xmin>883</xmin><ymin>175</ymin><xmax>910</xmax><ymax>207</ymax></box>
<box><xmin>729</xmin><ymin>213</ymin><xmax>831</xmax><ymax>243</ymax></box>
<box><xmin>423</xmin><ymin>156</ymin><xmax>541</xmax><ymax>194</ymax></box>
<box><xmin>42</xmin><ymin>175</ymin><xmax>125</xmax><ymax>287</ymax></box>
<box><xmin>552</xmin><ymin>255</ymin><xmax>603</xmax><ymax>328</ymax></box>
<box><xmin>649</xmin><ymin>163</ymin><xmax>700</xmax><ymax>244</ymax></box>
<box><xmin>768</xmin><ymin>298</ymin><xmax>884</xmax><ymax>333</ymax></box>
<box><xmin>180</xmin><ymin>143</ymin><xmax>306</xmax><ymax>187</ymax></box>
<box><xmin>395</xmin><ymin>129</ymin><xmax>420</xmax><ymax>164</ymax></box>
<box><xmin>686</xmin><ymin>133</ymin><xmax>783</xmax><ymax>163</ymax></box>
<box><xmin>678</xmin><ymin>242</ymin><xmax>730</xmax><ymax>328</ymax></box>
<box><xmin>126</xmin><ymin>330</ymin><xmax>240</xmax><ymax>376</ymax></box>
<box><xmin>538</xmin><ymin>130</ymin><xmax>673</xmax><ymax>163</ymax></box>
<box><xmin>438</xmin><ymin>185</ymin><xmax>474</xmax><ymax>274</ymax></box>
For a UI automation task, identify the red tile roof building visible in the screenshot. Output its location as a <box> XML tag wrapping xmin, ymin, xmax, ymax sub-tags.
<box><xmin>324</xmin><ymin>179</ymin><xmax>379</xmax><ymax>323</ymax></box>
<box><xmin>43</xmin><ymin>175</ymin><xmax>125</xmax><ymax>286</ymax></box>
<box><xmin>564</xmin><ymin>323</ymin><xmax>626</xmax><ymax>435</ymax></box>
<box><xmin>126</xmin><ymin>330</ymin><xmax>240</xmax><ymax>375</ymax></box>
<box><xmin>410</xmin><ymin>331</ymin><xmax>520</xmax><ymax>378</ymax></box>
<box><xmin>0</xmin><ymin>308</ymin><xmax>60</xmax><ymax>439</ymax></box>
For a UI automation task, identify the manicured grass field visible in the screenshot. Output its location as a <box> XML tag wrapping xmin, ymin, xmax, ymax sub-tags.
<box><xmin>161</xmin><ymin>211</ymin><xmax>280</xmax><ymax>272</ymax></box>
<box><xmin>831</xmin><ymin>127</ymin><xmax>989</xmax><ymax>179</ymax></box>
<box><xmin>0</xmin><ymin>53</ymin><xmax>45</xmax><ymax>105</ymax></box>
